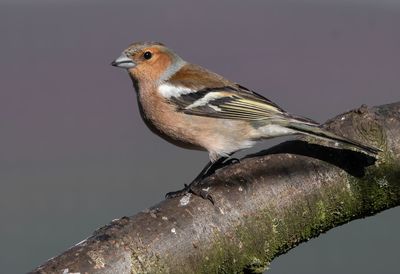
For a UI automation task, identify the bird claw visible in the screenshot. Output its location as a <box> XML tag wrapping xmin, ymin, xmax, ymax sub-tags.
<box><xmin>164</xmin><ymin>184</ymin><xmax>191</xmax><ymax>199</ymax></box>
<box><xmin>165</xmin><ymin>181</ymin><xmax>214</xmax><ymax>204</ymax></box>
<box><xmin>198</xmin><ymin>189</ymin><xmax>214</xmax><ymax>204</ymax></box>
<box><xmin>165</xmin><ymin>157</ymin><xmax>239</xmax><ymax>204</ymax></box>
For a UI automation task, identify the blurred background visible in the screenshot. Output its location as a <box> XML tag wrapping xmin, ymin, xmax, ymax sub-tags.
<box><xmin>1</xmin><ymin>0</ymin><xmax>399</xmax><ymax>273</ymax></box>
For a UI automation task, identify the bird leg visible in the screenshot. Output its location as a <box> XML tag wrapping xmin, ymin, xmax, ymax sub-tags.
<box><xmin>165</xmin><ymin>157</ymin><xmax>239</xmax><ymax>203</ymax></box>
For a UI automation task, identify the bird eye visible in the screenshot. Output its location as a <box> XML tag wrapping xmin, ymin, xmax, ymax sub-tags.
<box><xmin>143</xmin><ymin>51</ymin><xmax>152</xmax><ymax>60</ymax></box>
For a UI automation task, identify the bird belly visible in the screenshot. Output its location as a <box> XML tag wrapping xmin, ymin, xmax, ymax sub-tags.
<box><xmin>257</xmin><ymin>124</ymin><xmax>296</xmax><ymax>138</ymax></box>
<box><xmin>196</xmin><ymin>118</ymin><xmax>257</xmax><ymax>161</ymax></box>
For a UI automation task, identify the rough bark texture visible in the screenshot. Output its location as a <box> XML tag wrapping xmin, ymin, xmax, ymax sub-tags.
<box><xmin>32</xmin><ymin>102</ymin><xmax>400</xmax><ymax>274</ymax></box>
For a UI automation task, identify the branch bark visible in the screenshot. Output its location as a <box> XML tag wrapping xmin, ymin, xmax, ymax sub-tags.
<box><xmin>32</xmin><ymin>102</ymin><xmax>400</xmax><ymax>274</ymax></box>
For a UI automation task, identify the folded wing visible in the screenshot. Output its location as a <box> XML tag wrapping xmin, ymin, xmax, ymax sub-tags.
<box><xmin>169</xmin><ymin>85</ymin><xmax>316</xmax><ymax>124</ymax></box>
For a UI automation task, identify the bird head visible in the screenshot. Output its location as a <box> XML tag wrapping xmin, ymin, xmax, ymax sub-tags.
<box><xmin>111</xmin><ymin>41</ymin><xmax>185</xmax><ymax>84</ymax></box>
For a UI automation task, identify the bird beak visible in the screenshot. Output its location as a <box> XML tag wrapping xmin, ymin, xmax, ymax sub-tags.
<box><xmin>111</xmin><ymin>53</ymin><xmax>136</xmax><ymax>69</ymax></box>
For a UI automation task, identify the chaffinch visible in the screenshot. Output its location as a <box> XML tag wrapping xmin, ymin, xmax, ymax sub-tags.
<box><xmin>111</xmin><ymin>41</ymin><xmax>380</xmax><ymax>201</ymax></box>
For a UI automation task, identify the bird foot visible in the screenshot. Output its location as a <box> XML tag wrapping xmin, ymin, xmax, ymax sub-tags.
<box><xmin>165</xmin><ymin>181</ymin><xmax>214</xmax><ymax>204</ymax></box>
<box><xmin>165</xmin><ymin>157</ymin><xmax>239</xmax><ymax>204</ymax></box>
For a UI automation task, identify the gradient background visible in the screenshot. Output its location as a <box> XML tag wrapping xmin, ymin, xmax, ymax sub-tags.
<box><xmin>1</xmin><ymin>1</ymin><xmax>399</xmax><ymax>273</ymax></box>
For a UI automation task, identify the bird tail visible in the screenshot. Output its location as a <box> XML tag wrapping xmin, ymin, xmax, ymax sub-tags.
<box><xmin>283</xmin><ymin>119</ymin><xmax>381</xmax><ymax>156</ymax></box>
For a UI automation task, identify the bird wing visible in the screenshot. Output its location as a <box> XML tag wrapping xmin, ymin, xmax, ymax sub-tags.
<box><xmin>169</xmin><ymin>84</ymin><xmax>316</xmax><ymax>124</ymax></box>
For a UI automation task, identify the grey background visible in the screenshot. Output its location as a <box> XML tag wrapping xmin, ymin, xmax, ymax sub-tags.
<box><xmin>1</xmin><ymin>0</ymin><xmax>399</xmax><ymax>273</ymax></box>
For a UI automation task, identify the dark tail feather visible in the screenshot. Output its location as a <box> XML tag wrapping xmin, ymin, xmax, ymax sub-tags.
<box><xmin>286</xmin><ymin>121</ymin><xmax>382</xmax><ymax>156</ymax></box>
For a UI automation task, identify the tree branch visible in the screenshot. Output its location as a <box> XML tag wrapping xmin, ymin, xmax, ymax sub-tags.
<box><xmin>31</xmin><ymin>102</ymin><xmax>400</xmax><ymax>274</ymax></box>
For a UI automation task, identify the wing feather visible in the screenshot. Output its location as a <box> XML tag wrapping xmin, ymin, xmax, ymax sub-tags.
<box><xmin>168</xmin><ymin>85</ymin><xmax>287</xmax><ymax>121</ymax></box>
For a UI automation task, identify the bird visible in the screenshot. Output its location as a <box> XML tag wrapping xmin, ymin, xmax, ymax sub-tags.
<box><xmin>111</xmin><ymin>41</ymin><xmax>380</xmax><ymax>202</ymax></box>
